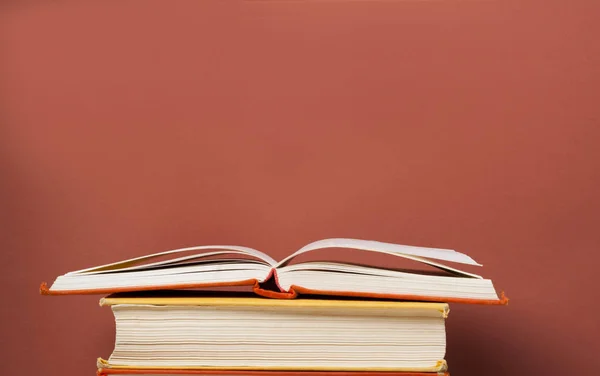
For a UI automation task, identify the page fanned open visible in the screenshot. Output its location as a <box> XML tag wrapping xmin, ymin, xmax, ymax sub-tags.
<box><xmin>276</xmin><ymin>238</ymin><xmax>481</xmax><ymax>268</ymax></box>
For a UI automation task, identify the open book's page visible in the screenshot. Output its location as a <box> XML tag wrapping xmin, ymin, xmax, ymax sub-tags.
<box><xmin>278</xmin><ymin>239</ymin><xmax>481</xmax><ymax>267</ymax></box>
<box><xmin>279</xmin><ymin>260</ymin><xmax>483</xmax><ymax>279</ymax></box>
<box><xmin>70</xmin><ymin>245</ymin><xmax>277</xmax><ymax>275</ymax></box>
<box><xmin>276</xmin><ymin>238</ymin><xmax>482</xmax><ymax>277</ymax></box>
<box><xmin>78</xmin><ymin>254</ymin><xmax>270</xmax><ymax>276</ymax></box>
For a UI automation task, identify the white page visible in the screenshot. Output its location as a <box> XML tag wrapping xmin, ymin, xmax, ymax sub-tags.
<box><xmin>279</xmin><ymin>259</ymin><xmax>483</xmax><ymax>279</ymax></box>
<box><xmin>69</xmin><ymin>245</ymin><xmax>277</xmax><ymax>275</ymax></box>
<box><xmin>276</xmin><ymin>238</ymin><xmax>482</xmax><ymax>268</ymax></box>
<box><xmin>78</xmin><ymin>256</ymin><xmax>269</xmax><ymax>276</ymax></box>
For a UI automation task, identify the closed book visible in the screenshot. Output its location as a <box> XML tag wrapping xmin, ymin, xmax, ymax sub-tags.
<box><xmin>97</xmin><ymin>295</ymin><xmax>450</xmax><ymax>373</ymax></box>
<box><xmin>97</xmin><ymin>369</ymin><xmax>450</xmax><ymax>376</ymax></box>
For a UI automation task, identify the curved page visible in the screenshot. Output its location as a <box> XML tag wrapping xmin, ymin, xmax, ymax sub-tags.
<box><xmin>276</xmin><ymin>238</ymin><xmax>482</xmax><ymax>278</ymax></box>
<box><xmin>69</xmin><ymin>245</ymin><xmax>277</xmax><ymax>275</ymax></box>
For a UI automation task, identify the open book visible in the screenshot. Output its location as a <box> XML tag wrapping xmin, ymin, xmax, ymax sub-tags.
<box><xmin>40</xmin><ymin>238</ymin><xmax>507</xmax><ymax>304</ymax></box>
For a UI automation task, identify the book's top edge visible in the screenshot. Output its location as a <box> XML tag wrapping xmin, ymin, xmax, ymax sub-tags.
<box><xmin>99</xmin><ymin>295</ymin><xmax>449</xmax><ymax>314</ymax></box>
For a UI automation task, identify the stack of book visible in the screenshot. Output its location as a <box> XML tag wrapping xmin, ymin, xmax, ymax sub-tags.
<box><xmin>41</xmin><ymin>238</ymin><xmax>507</xmax><ymax>376</ymax></box>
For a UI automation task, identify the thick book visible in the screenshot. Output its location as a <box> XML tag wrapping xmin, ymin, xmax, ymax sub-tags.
<box><xmin>40</xmin><ymin>238</ymin><xmax>507</xmax><ymax>304</ymax></box>
<box><xmin>97</xmin><ymin>369</ymin><xmax>450</xmax><ymax>375</ymax></box>
<box><xmin>98</xmin><ymin>370</ymin><xmax>450</xmax><ymax>376</ymax></box>
<box><xmin>97</xmin><ymin>295</ymin><xmax>451</xmax><ymax>372</ymax></box>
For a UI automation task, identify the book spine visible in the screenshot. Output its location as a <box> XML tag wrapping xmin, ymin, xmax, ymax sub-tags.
<box><xmin>252</xmin><ymin>268</ymin><xmax>297</xmax><ymax>299</ymax></box>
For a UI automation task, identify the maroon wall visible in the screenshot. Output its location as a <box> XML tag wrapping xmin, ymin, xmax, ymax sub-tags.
<box><xmin>2</xmin><ymin>1</ymin><xmax>599</xmax><ymax>375</ymax></box>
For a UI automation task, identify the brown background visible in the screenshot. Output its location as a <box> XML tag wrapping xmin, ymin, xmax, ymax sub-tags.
<box><xmin>1</xmin><ymin>1</ymin><xmax>599</xmax><ymax>375</ymax></box>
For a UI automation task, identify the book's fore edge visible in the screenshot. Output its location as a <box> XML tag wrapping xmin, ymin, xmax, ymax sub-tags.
<box><xmin>96</xmin><ymin>358</ymin><xmax>447</xmax><ymax>373</ymax></box>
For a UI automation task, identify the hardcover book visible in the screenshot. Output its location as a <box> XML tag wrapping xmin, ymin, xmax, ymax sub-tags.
<box><xmin>97</xmin><ymin>370</ymin><xmax>450</xmax><ymax>376</ymax></box>
<box><xmin>97</xmin><ymin>295</ymin><xmax>451</xmax><ymax>372</ymax></box>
